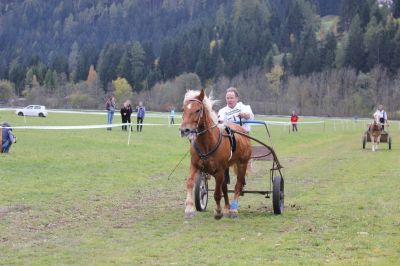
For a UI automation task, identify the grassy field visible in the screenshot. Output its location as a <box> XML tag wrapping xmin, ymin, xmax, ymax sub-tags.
<box><xmin>0</xmin><ymin>110</ymin><xmax>399</xmax><ymax>265</ymax></box>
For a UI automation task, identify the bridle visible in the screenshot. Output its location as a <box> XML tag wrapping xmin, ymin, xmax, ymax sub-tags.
<box><xmin>185</xmin><ymin>98</ymin><xmax>222</xmax><ymax>160</ymax></box>
<box><xmin>185</xmin><ymin>98</ymin><xmax>217</xmax><ymax>136</ymax></box>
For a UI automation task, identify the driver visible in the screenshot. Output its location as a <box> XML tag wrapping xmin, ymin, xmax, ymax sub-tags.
<box><xmin>373</xmin><ymin>104</ymin><xmax>388</xmax><ymax>130</ymax></box>
<box><xmin>218</xmin><ymin>87</ymin><xmax>254</xmax><ymax>185</ymax></box>
<box><xmin>218</xmin><ymin>87</ymin><xmax>254</xmax><ymax>133</ymax></box>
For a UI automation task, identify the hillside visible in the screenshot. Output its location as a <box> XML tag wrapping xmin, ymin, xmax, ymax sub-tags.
<box><xmin>0</xmin><ymin>0</ymin><xmax>341</xmax><ymax>88</ymax></box>
<box><xmin>1</xmin><ymin>0</ymin><xmax>400</xmax><ymax>117</ymax></box>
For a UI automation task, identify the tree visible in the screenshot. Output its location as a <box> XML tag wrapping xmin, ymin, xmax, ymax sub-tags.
<box><xmin>97</xmin><ymin>44</ymin><xmax>123</xmax><ymax>90</ymax></box>
<box><xmin>321</xmin><ymin>32</ymin><xmax>337</xmax><ymax>70</ymax></box>
<box><xmin>339</xmin><ymin>0</ymin><xmax>369</xmax><ymax>31</ymax></box>
<box><xmin>394</xmin><ymin>0</ymin><xmax>400</xmax><ymax>18</ymax></box>
<box><xmin>68</xmin><ymin>42</ymin><xmax>79</xmax><ymax>82</ymax></box>
<box><xmin>130</xmin><ymin>42</ymin><xmax>146</xmax><ymax>91</ymax></box>
<box><xmin>292</xmin><ymin>26</ymin><xmax>320</xmax><ymax>75</ymax></box>
<box><xmin>8</xmin><ymin>59</ymin><xmax>26</xmax><ymax>95</ymax></box>
<box><xmin>50</xmin><ymin>54</ymin><xmax>69</xmax><ymax>76</ymax></box>
<box><xmin>86</xmin><ymin>65</ymin><xmax>97</xmax><ymax>86</ymax></box>
<box><xmin>117</xmin><ymin>42</ymin><xmax>146</xmax><ymax>90</ymax></box>
<box><xmin>76</xmin><ymin>45</ymin><xmax>99</xmax><ymax>82</ymax></box>
<box><xmin>344</xmin><ymin>15</ymin><xmax>365</xmax><ymax>71</ymax></box>
<box><xmin>266</xmin><ymin>65</ymin><xmax>284</xmax><ymax>97</ymax></box>
<box><xmin>364</xmin><ymin>18</ymin><xmax>384</xmax><ymax>71</ymax></box>
<box><xmin>112</xmin><ymin>77</ymin><xmax>133</xmax><ymax>106</ymax></box>
<box><xmin>0</xmin><ymin>80</ymin><xmax>15</xmax><ymax>103</ymax></box>
<box><xmin>44</xmin><ymin>69</ymin><xmax>56</xmax><ymax>92</ymax></box>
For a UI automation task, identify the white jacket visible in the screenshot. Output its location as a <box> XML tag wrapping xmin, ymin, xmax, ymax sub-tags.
<box><xmin>218</xmin><ymin>102</ymin><xmax>254</xmax><ymax>132</ymax></box>
<box><xmin>373</xmin><ymin>110</ymin><xmax>387</xmax><ymax>122</ymax></box>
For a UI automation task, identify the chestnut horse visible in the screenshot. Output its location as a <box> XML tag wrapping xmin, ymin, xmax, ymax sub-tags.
<box><xmin>368</xmin><ymin>120</ymin><xmax>382</xmax><ymax>152</ymax></box>
<box><xmin>180</xmin><ymin>89</ymin><xmax>252</xmax><ymax>219</ymax></box>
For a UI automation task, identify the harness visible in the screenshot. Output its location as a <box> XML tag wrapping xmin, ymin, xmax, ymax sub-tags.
<box><xmin>223</xmin><ymin>126</ymin><xmax>236</xmax><ymax>153</ymax></box>
<box><xmin>192</xmin><ymin>127</ymin><xmax>222</xmax><ymax>161</ymax></box>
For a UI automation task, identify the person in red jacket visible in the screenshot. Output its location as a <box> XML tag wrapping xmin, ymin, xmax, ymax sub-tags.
<box><xmin>290</xmin><ymin>111</ymin><xmax>299</xmax><ymax>132</ymax></box>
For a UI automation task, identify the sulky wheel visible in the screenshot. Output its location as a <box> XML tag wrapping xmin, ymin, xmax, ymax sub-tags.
<box><xmin>388</xmin><ymin>136</ymin><xmax>392</xmax><ymax>150</ymax></box>
<box><xmin>194</xmin><ymin>172</ymin><xmax>208</xmax><ymax>211</ymax></box>
<box><xmin>362</xmin><ymin>135</ymin><xmax>367</xmax><ymax>149</ymax></box>
<box><xmin>272</xmin><ymin>175</ymin><xmax>284</xmax><ymax>215</ymax></box>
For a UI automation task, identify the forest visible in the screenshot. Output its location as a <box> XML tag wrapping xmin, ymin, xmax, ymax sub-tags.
<box><xmin>1</xmin><ymin>0</ymin><xmax>400</xmax><ymax>118</ymax></box>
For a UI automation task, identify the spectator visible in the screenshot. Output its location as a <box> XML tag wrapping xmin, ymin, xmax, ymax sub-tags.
<box><xmin>125</xmin><ymin>100</ymin><xmax>133</xmax><ymax>131</ymax></box>
<box><xmin>105</xmin><ymin>96</ymin><xmax>116</xmax><ymax>131</ymax></box>
<box><xmin>290</xmin><ymin>111</ymin><xmax>299</xmax><ymax>132</ymax></box>
<box><xmin>136</xmin><ymin>101</ymin><xmax>145</xmax><ymax>132</ymax></box>
<box><xmin>1</xmin><ymin>122</ymin><xmax>17</xmax><ymax>153</ymax></box>
<box><xmin>120</xmin><ymin>100</ymin><xmax>133</xmax><ymax>131</ymax></box>
<box><xmin>170</xmin><ymin>107</ymin><xmax>175</xmax><ymax>125</ymax></box>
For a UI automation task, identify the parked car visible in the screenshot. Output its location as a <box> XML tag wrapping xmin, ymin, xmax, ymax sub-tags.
<box><xmin>15</xmin><ymin>105</ymin><xmax>48</xmax><ymax>117</ymax></box>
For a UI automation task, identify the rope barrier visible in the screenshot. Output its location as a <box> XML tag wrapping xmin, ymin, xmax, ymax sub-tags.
<box><xmin>0</xmin><ymin>123</ymin><xmax>179</xmax><ymax>130</ymax></box>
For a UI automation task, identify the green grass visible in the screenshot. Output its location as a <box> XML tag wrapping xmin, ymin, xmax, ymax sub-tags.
<box><xmin>1</xmin><ymin>111</ymin><xmax>399</xmax><ymax>265</ymax></box>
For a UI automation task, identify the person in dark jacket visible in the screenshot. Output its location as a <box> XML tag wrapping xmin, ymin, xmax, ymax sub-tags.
<box><xmin>125</xmin><ymin>100</ymin><xmax>133</xmax><ymax>131</ymax></box>
<box><xmin>120</xmin><ymin>101</ymin><xmax>128</xmax><ymax>131</ymax></box>
<box><xmin>120</xmin><ymin>100</ymin><xmax>133</xmax><ymax>131</ymax></box>
<box><xmin>136</xmin><ymin>101</ymin><xmax>145</xmax><ymax>132</ymax></box>
<box><xmin>1</xmin><ymin>122</ymin><xmax>16</xmax><ymax>153</ymax></box>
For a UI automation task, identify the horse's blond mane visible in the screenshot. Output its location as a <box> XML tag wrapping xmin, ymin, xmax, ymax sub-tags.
<box><xmin>184</xmin><ymin>90</ymin><xmax>219</xmax><ymax>124</ymax></box>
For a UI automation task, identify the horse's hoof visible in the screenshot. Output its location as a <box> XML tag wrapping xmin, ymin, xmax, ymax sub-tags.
<box><xmin>229</xmin><ymin>209</ymin><xmax>238</xmax><ymax>218</ymax></box>
<box><xmin>184</xmin><ymin>210</ymin><xmax>196</xmax><ymax>219</ymax></box>
<box><xmin>222</xmin><ymin>208</ymin><xmax>230</xmax><ymax>218</ymax></box>
<box><xmin>214</xmin><ymin>210</ymin><xmax>223</xmax><ymax>220</ymax></box>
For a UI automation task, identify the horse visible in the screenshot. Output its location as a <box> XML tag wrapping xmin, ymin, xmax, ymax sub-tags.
<box><xmin>368</xmin><ymin>120</ymin><xmax>382</xmax><ymax>152</ymax></box>
<box><xmin>179</xmin><ymin>89</ymin><xmax>252</xmax><ymax>219</ymax></box>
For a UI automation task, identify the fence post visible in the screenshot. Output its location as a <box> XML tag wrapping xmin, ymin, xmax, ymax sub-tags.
<box><xmin>0</xmin><ymin>125</ymin><xmax>2</xmax><ymax>153</ymax></box>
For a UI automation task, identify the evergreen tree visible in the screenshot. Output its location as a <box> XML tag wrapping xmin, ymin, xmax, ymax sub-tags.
<box><xmin>44</xmin><ymin>69</ymin><xmax>55</xmax><ymax>92</ymax></box>
<box><xmin>130</xmin><ymin>41</ymin><xmax>146</xmax><ymax>91</ymax></box>
<box><xmin>76</xmin><ymin>45</ymin><xmax>99</xmax><ymax>82</ymax></box>
<box><xmin>97</xmin><ymin>44</ymin><xmax>123</xmax><ymax>90</ymax></box>
<box><xmin>68</xmin><ymin>42</ymin><xmax>79</xmax><ymax>82</ymax></box>
<box><xmin>50</xmin><ymin>54</ymin><xmax>68</xmax><ymax>76</ymax></box>
<box><xmin>339</xmin><ymin>0</ymin><xmax>369</xmax><ymax>31</ymax></box>
<box><xmin>292</xmin><ymin>26</ymin><xmax>320</xmax><ymax>75</ymax></box>
<box><xmin>159</xmin><ymin>38</ymin><xmax>177</xmax><ymax>80</ymax></box>
<box><xmin>321</xmin><ymin>32</ymin><xmax>337</xmax><ymax>70</ymax></box>
<box><xmin>8</xmin><ymin>59</ymin><xmax>26</xmax><ymax>95</ymax></box>
<box><xmin>364</xmin><ymin>18</ymin><xmax>384</xmax><ymax>71</ymax></box>
<box><xmin>344</xmin><ymin>15</ymin><xmax>365</xmax><ymax>71</ymax></box>
<box><xmin>394</xmin><ymin>0</ymin><xmax>400</xmax><ymax>18</ymax></box>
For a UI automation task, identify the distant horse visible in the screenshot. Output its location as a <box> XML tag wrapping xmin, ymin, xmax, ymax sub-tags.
<box><xmin>368</xmin><ymin>120</ymin><xmax>382</xmax><ymax>152</ymax></box>
<box><xmin>179</xmin><ymin>89</ymin><xmax>252</xmax><ymax>219</ymax></box>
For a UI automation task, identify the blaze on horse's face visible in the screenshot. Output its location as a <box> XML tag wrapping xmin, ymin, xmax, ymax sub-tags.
<box><xmin>180</xmin><ymin>90</ymin><xmax>205</xmax><ymax>141</ymax></box>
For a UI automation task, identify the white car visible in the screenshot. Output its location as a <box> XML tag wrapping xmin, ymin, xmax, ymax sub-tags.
<box><xmin>16</xmin><ymin>105</ymin><xmax>48</xmax><ymax>117</ymax></box>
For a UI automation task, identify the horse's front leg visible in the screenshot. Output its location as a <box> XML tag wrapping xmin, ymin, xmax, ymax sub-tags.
<box><xmin>370</xmin><ymin>134</ymin><xmax>375</xmax><ymax>152</ymax></box>
<box><xmin>213</xmin><ymin>171</ymin><xmax>225</xmax><ymax>220</ymax></box>
<box><xmin>185</xmin><ymin>164</ymin><xmax>198</xmax><ymax>219</ymax></box>
<box><xmin>376</xmin><ymin>134</ymin><xmax>381</xmax><ymax>150</ymax></box>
